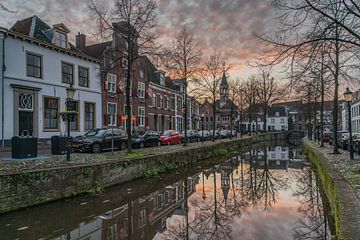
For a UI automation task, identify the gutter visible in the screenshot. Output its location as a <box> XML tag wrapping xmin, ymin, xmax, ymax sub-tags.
<box><xmin>1</xmin><ymin>33</ymin><xmax>5</xmax><ymax>146</ymax></box>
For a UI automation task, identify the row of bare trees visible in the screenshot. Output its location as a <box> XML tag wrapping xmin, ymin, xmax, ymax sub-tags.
<box><xmin>257</xmin><ymin>0</ymin><xmax>360</xmax><ymax>153</ymax></box>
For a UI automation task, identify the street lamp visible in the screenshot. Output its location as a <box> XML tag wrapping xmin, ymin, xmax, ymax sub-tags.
<box><xmin>66</xmin><ymin>84</ymin><xmax>76</xmax><ymax>162</ymax></box>
<box><xmin>344</xmin><ymin>87</ymin><xmax>354</xmax><ymax>160</ymax></box>
<box><xmin>201</xmin><ymin>113</ymin><xmax>205</xmax><ymax>144</ymax></box>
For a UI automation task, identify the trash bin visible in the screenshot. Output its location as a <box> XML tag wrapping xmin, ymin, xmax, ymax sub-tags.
<box><xmin>11</xmin><ymin>136</ymin><xmax>38</xmax><ymax>159</ymax></box>
<box><xmin>51</xmin><ymin>136</ymin><xmax>68</xmax><ymax>155</ymax></box>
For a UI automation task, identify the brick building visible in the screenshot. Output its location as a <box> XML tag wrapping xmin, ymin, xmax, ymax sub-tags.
<box><xmin>200</xmin><ymin>70</ymin><xmax>239</xmax><ymax>131</ymax></box>
<box><xmin>139</xmin><ymin>56</ymin><xmax>183</xmax><ymax>132</ymax></box>
<box><xmin>76</xmin><ymin>23</ymin><xmax>147</xmax><ymax>132</ymax></box>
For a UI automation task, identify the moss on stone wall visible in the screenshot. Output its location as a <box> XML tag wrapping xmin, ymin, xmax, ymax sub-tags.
<box><xmin>302</xmin><ymin>141</ymin><xmax>347</xmax><ymax>240</ymax></box>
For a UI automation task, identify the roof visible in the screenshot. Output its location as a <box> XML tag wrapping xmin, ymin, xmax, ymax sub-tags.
<box><xmin>139</xmin><ymin>56</ymin><xmax>180</xmax><ymax>91</ymax></box>
<box><xmin>215</xmin><ymin>99</ymin><xmax>238</xmax><ymax>110</ymax></box>
<box><xmin>80</xmin><ymin>41</ymin><xmax>112</xmax><ymax>59</ymax></box>
<box><xmin>11</xmin><ymin>15</ymin><xmax>52</xmax><ymax>43</ymax></box>
<box><xmin>268</xmin><ymin>106</ymin><xmax>287</xmax><ymax>117</ymax></box>
<box><xmin>221</xmin><ymin>71</ymin><xmax>228</xmax><ymax>86</ymax></box>
<box><xmin>8</xmin><ymin>15</ymin><xmax>100</xmax><ymax>63</ymax></box>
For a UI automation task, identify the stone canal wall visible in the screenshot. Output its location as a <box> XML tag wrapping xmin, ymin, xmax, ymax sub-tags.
<box><xmin>0</xmin><ymin>132</ymin><xmax>287</xmax><ymax>213</ymax></box>
<box><xmin>302</xmin><ymin>140</ymin><xmax>360</xmax><ymax>240</ymax></box>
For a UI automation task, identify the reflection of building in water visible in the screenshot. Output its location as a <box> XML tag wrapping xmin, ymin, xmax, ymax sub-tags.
<box><xmin>259</xmin><ymin>146</ymin><xmax>290</xmax><ymax>170</ymax></box>
<box><xmin>55</xmin><ymin>175</ymin><xmax>199</xmax><ymax>240</ymax></box>
<box><xmin>216</xmin><ymin>159</ymin><xmax>240</xmax><ymax>202</ymax></box>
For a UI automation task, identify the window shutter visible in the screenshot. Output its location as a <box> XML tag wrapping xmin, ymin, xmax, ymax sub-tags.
<box><xmin>104</xmin><ymin>79</ymin><xmax>109</xmax><ymax>91</ymax></box>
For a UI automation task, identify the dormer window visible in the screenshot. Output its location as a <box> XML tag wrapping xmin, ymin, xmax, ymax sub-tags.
<box><xmin>53</xmin><ymin>23</ymin><xmax>70</xmax><ymax>49</ymax></box>
<box><xmin>55</xmin><ymin>31</ymin><xmax>67</xmax><ymax>48</ymax></box>
<box><xmin>160</xmin><ymin>73</ymin><xmax>165</xmax><ymax>86</ymax></box>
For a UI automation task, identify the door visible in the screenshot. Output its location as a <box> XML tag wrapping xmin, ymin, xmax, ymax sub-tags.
<box><xmin>19</xmin><ymin>111</ymin><xmax>33</xmax><ymax>136</ymax></box>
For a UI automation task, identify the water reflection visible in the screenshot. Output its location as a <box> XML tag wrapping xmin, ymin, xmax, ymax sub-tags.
<box><xmin>0</xmin><ymin>143</ymin><xmax>332</xmax><ymax>240</ymax></box>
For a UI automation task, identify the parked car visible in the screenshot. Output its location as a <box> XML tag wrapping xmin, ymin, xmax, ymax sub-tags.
<box><xmin>219</xmin><ymin>130</ymin><xmax>230</xmax><ymax>139</ymax></box>
<box><xmin>340</xmin><ymin>133</ymin><xmax>360</xmax><ymax>150</ymax></box>
<box><xmin>72</xmin><ymin>128</ymin><xmax>127</xmax><ymax>153</ymax></box>
<box><xmin>198</xmin><ymin>130</ymin><xmax>212</xmax><ymax>141</ymax></box>
<box><xmin>329</xmin><ymin>131</ymin><xmax>347</xmax><ymax>146</ymax></box>
<box><xmin>160</xmin><ymin>130</ymin><xmax>182</xmax><ymax>145</ymax></box>
<box><xmin>132</xmin><ymin>131</ymin><xmax>161</xmax><ymax>148</ymax></box>
<box><xmin>181</xmin><ymin>130</ymin><xmax>200</xmax><ymax>143</ymax></box>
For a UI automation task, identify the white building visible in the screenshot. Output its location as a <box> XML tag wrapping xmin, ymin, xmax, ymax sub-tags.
<box><xmin>266</xmin><ymin>106</ymin><xmax>288</xmax><ymax>131</ymax></box>
<box><xmin>0</xmin><ymin>16</ymin><xmax>102</xmax><ymax>146</ymax></box>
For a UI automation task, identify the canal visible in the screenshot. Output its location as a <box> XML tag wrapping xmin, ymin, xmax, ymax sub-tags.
<box><xmin>0</xmin><ymin>141</ymin><xmax>333</xmax><ymax>240</ymax></box>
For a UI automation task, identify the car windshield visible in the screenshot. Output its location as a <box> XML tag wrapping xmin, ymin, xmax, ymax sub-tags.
<box><xmin>133</xmin><ymin>131</ymin><xmax>146</xmax><ymax>137</ymax></box>
<box><xmin>162</xmin><ymin>131</ymin><xmax>172</xmax><ymax>136</ymax></box>
<box><xmin>85</xmin><ymin>129</ymin><xmax>106</xmax><ymax>137</ymax></box>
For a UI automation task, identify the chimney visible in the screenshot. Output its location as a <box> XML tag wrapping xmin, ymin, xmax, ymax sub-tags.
<box><xmin>76</xmin><ymin>32</ymin><xmax>86</xmax><ymax>49</ymax></box>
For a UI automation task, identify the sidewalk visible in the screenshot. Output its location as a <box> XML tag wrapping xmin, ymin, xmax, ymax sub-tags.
<box><xmin>305</xmin><ymin>140</ymin><xmax>360</xmax><ymax>200</ymax></box>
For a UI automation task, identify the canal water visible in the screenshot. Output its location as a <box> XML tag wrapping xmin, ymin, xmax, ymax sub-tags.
<box><xmin>0</xmin><ymin>142</ymin><xmax>333</xmax><ymax>240</ymax></box>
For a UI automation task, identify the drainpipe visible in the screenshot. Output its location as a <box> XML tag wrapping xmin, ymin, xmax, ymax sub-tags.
<box><xmin>1</xmin><ymin>33</ymin><xmax>5</xmax><ymax>147</ymax></box>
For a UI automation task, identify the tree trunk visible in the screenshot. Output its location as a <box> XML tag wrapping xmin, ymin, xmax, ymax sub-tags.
<box><xmin>126</xmin><ymin>52</ymin><xmax>132</xmax><ymax>152</ymax></box>
<box><xmin>333</xmin><ymin>28</ymin><xmax>340</xmax><ymax>154</ymax></box>
<box><xmin>320</xmin><ymin>57</ymin><xmax>325</xmax><ymax>147</ymax></box>
<box><xmin>183</xmin><ymin>79</ymin><xmax>188</xmax><ymax>146</ymax></box>
<box><xmin>212</xmin><ymin>96</ymin><xmax>216</xmax><ymax>141</ymax></box>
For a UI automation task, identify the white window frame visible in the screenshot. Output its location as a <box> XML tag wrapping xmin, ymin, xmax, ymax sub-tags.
<box><xmin>139</xmin><ymin>209</ymin><xmax>146</xmax><ymax>228</ymax></box>
<box><xmin>55</xmin><ymin>31</ymin><xmax>67</xmax><ymax>48</ymax></box>
<box><xmin>138</xmin><ymin>107</ymin><xmax>145</xmax><ymax>127</ymax></box>
<box><xmin>107</xmin><ymin>102</ymin><xmax>117</xmax><ymax>126</ymax></box>
<box><xmin>107</xmin><ymin>73</ymin><xmax>117</xmax><ymax>93</ymax></box>
<box><xmin>138</xmin><ymin>82</ymin><xmax>145</xmax><ymax>98</ymax></box>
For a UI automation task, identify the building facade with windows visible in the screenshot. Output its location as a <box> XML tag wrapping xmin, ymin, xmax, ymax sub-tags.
<box><xmin>0</xmin><ymin>16</ymin><xmax>102</xmax><ymax>145</ymax></box>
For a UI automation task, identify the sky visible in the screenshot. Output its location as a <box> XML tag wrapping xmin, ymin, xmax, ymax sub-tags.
<box><xmin>0</xmin><ymin>0</ymin><xmax>277</xmax><ymax>80</ymax></box>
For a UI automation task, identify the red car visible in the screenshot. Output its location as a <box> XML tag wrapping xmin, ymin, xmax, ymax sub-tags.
<box><xmin>160</xmin><ymin>130</ymin><xmax>182</xmax><ymax>145</ymax></box>
<box><xmin>322</xmin><ymin>133</ymin><xmax>331</xmax><ymax>142</ymax></box>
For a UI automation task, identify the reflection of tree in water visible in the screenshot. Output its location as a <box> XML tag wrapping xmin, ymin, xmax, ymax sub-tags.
<box><xmin>293</xmin><ymin>168</ymin><xmax>330</xmax><ymax>240</ymax></box>
<box><xmin>165</xmin><ymin>146</ymin><xmax>291</xmax><ymax>239</ymax></box>
<box><xmin>241</xmin><ymin>147</ymin><xmax>289</xmax><ymax>210</ymax></box>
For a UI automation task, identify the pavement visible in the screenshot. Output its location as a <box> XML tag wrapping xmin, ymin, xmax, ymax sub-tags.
<box><xmin>0</xmin><ymin>144</ymin><xmax>52</xmax><ymax>160</ymax></box>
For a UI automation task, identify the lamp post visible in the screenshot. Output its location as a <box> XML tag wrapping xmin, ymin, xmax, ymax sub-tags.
<box><xmin>66</xmin><ymin>84</ymin><xmax>76</xmax><ymax>162</ymax></box>
<box><xmin>344</xmin><ymin>87</ymin><xmax>354</xmax><ymax>160</ymax></box>
<box><xmin>201</xmin><ymin>113</ymin><xmax>205</xmax><ymax>144</ymax></box>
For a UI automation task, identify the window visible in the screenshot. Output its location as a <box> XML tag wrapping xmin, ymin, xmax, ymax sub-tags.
<box><xmin>85</xmin><ymin>102</ymin><xmax>95</xmax><ymax>130</ymax></box>
<box><xmin>139</xmin><ymin>69</ymin><xmax>144</xmax><ymax>78</ymax></box>
<box><xmin>55</xmin><ymin>31</ymin><xmax>67</xmax><ymax>48</ymax></box>
<box><xmin>107</xmin><ymin>103</ymin><xmax>117</xmax><ymax>126</ymax></box>
<box><xmin>123</xmin><ymin>218</ymin><xmax>129</xmax><ymax>236</ymax></box>
<box><xmin>152</xmin><ymin>93</ymin><xmax>156</xmax><ymax>107</ymax></box>
<box><xmin>107</xmin><ymin>73</ymin><xmax>117</xmax><ymax>93</ymax></box>
<box><xmin>160</xmin><ymin>74</ymin><xmax>165</xmax><ymax>85</ymax></box>
<box><xmin>280</xmin><ymin>118</ymin><xmax>285</xmax><ymax>124</ymax></box>
<box><xmin>44</xmin><ymin>97</ymin><xmax>59</xmax><ymax>130</ymax></box>
<box><xmin>79</xmin><ymin>66</ymin><xmax>89</xmax><ymax>87</ymax></box>
<box><xmin>138</xmin><ymin>82</ymin><xmax>145</xmax><ymax>98</ymax></box>
<box><xmin>26</xmin><ymin>53</ymin><xmax>42</xmax><ymax>78</ymax></box>
<box><xmin>170</xmin><ymin>97</ymin><xmax>175</xmax><ymax>110</ymax></box>
<box><xmin>164</xmin><ymin>96</ymin><xmax>168</xmax><ymax>109</ymax></box>
<box><xmin>138</xmin><ymin>107</ymin><xmax>145</xmax><ymax>127</ymax></box>
<box><xmin>62</xmin><ymin>62</ymin><xmax>73</xmax><ymax>84</ymax></box>
<box><xmin>271</xmin><ymin>118</ymin><xmax>275</xmax><ymax>124</ymax></box>
<box><xmin>156</xmin><ymin>94</ymin><xmax>161</xmax><ymax>108</ymax></box>
<box><xmin>106</xmin><ymin>224</ymin><xmax>118</xmax><ymax>240</ymax></box>
<box><xmin>139</xmin><ymin>209</ymin><xmax>146</xmax><ymax>228</ymax></box>
<box><xmin>70</xmin><ymin>101</ymin><xmax>79</xmax><ymax>131</ymax></box>
<box><xmin>281</xmin><ymin>153</ymin><xmax>286</xmax><ymax>159</ymax></box>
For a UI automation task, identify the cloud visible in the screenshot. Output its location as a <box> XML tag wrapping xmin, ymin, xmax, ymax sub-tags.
<box><xmin>0</xmin><ymin>0</ymin><xmax>276</xmax><ymax>78</ymax></box>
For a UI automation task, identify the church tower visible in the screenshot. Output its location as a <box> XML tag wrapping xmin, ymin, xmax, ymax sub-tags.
<box><xmin>220</xmin><ymin>66</ymin><xmax>229</xmax><ymax>106</ymax></box>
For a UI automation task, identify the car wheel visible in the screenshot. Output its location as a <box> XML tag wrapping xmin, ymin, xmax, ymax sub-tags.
<box><xmin>140</xmin><ymin>142</ymin><xmax>144</xmax><ymax>148</ymax></box>
<box><xmin>92</xmin><ymin>143</ymin><xmax>101</xmax><ymax>153</ymax></box>
<box><xmin>120</xmin><ymin>142</ymin><xmax>127</xmax><ymax>150</ymax></box>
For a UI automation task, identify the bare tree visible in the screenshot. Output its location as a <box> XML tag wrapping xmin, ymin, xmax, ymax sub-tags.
<box><xmin>242</xmin><ymin>76</ymin><xmax>258</xmax><ymax>135</ymax></box>
<box><xmin>228</xmin><ymin>78</ymin><xmax>242</xmax><ymax>138</ymax></box>
<box><xmin>89</xmin><ymin>0</ymin><xmax>157</xmax><ymax>151</ymax></box>
<box><xmin>255</xmin><ymin>68</ymin><xmax>282</xmax><ymax>132</ymax></box>
<box><xmin>161</xmin><ymin>27</ymin><xmax>202</xmax><ymax>144</ymax></box>
<box><xmin>193</xmin><ymin>52</ymin><xmax>225</xmax><ymax>141</ymax></box>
